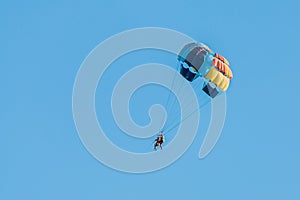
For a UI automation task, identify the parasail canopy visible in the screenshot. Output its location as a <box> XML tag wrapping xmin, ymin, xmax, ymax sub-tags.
<box><xmin>177</xmin><ymin>42</ymin><xmax>233</xmax><ymax>98</ymax></box>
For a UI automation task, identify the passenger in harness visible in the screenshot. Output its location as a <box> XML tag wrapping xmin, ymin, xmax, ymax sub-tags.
<box><xmin>154</xmin><ymin>132</ymin><xmax>165</xmax><ymax>151</ymax></box>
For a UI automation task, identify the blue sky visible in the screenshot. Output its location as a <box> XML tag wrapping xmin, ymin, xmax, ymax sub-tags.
<box><xmin>1</xmin><ymin>0</ymin><xmax>300</xmax><ymax>199</ymax></box>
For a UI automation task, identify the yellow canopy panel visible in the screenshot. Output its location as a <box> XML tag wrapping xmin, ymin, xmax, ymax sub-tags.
<box><xmin>205</xmin><ymin>68</ymin><xmax>230</xmax><ymax>91</ymax></box>
<box><xmin>224</xmin><ymin>64</ymin><xmax>233</xmax><ymax>79</ymax></box>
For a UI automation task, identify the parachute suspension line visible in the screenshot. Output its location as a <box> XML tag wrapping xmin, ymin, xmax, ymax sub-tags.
<box><xmin>166</xmin><ymin>79</ymin><xmax>204</xmax><ymax>121</ymax></box>
<box><xmin>163</xmin><ymin>79</ymin><xmax>204</xmax><ymax>131</ymax></box>
<box><xmin>163</xmin><ymin>98</ymin><xmax>211</xmax><ymax>135</ymax></box>
<box><xmin>162</xmin><ymin>77</ymin><xmax>186</xmax><ymax>130</ymax></box>
<box><xmin>158</xmin><ymin>62</ymin><xmax>181</xmax><ymax>132</ymax></box>
<box><xmin>164</xmin><ymin>63</ymin><xmax>180</xmax><ymax>110</ymax></box>
<box><xmin>163</xmin><ymin>99</ymin><xmax>210</xmax><ymax>135</ymax></box>
<box><xmin>167</xmin><ymin>75</ymin><xmax>185</xmax><ymax>113</ymax></box>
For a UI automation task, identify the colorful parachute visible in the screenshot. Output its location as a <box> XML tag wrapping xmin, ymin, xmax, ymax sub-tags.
<box><xmin>178</xmin><ymin>42</ymin><xmax>233</xmax><ymax>98</ymax></box>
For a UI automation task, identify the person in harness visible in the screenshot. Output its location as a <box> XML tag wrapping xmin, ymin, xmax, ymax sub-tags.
<box><xmin>154</xmin><ymin>132</ymin><xmax>165</xmax><ymax>151</ymax></box>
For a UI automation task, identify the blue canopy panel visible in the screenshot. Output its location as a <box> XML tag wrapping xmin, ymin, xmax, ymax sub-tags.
<box><xmin>178</xmin><ymin>44</ymin><xmax>212</xmax><ymax>82</ymax></box>
<box><xmin>202</xmin><ymin>82</ymin><xmax>222</xmax><ymax>98</ymax></box>
<box><xmin>178</xmin><ymin>42</ymin><xmax>197</xmax><ymax>63</ymax></box>
<box><xmin>179</xmin><ymin>62</ymin><xmax>199</xmax><ymax>82</ymax></box>
<box><xmin>198</xmin><ymin>53</ymin><xmax>214</xmax><ymax>77</ymax></box>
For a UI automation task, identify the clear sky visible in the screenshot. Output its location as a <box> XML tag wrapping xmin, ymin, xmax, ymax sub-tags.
<box><xmin>1</xmin><ymin>0</ymin><xmax>300</xmax><ymax>199</ymax></box>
